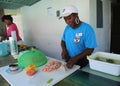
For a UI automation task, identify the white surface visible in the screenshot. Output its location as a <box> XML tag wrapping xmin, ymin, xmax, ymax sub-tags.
<box><xmin>89</xmin><ymin>52</ymin><xmax>120</xmax><ymax>76</ymax></box>
<box><xmin>0</xmin><ymin>57</ymin><xmax>79</xmax><ymax>86</ymax></box>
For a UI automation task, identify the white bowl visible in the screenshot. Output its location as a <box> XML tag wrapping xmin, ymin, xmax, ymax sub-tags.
<box><xmin>9</xmin><ymin>64</ymin><xmax>18</xmax><ymax>71</ymax></box>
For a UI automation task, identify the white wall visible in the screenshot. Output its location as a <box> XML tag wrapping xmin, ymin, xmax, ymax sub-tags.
<box><xmin>90</xmin><ymin>0</ymin><xmax>111</xmax><ymax>52</ymax></box>
<box><xmin>4</xmin><ymin>0</ymin><xmax>111</xmax><ymax>60</ymax></box>
<box><xmin>20</xmin><ymin>0</ymin><xmax>90</xmax><ymax>60</ymax></box>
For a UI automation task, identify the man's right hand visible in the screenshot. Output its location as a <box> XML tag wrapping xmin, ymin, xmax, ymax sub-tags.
<box><xmin>61</xmin><ymin>50</ymin><xmax>70</xmax><ymax>62</ymax></box>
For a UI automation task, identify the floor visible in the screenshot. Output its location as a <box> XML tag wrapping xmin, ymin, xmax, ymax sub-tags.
<box><xmin>0</xmin><ymin>55</ymin><xmax>17</xmax><ymax>86</ymax></box>
<box><xmin>0</xmin><ymin>75</ymin><xmax>10</xmax><ymax>86</ymax></box>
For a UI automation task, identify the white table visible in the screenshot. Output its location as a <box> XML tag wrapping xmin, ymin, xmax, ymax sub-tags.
<box><xmin>0</xmin><ymin>57</ymin><xmax>79</xmax><ymax>86</ymax></box>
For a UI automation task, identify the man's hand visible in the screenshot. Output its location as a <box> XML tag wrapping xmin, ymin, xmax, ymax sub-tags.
<box><xmin>66</xmin><ymin>57</ymin><xmax>78</xmax><ymax>69</ymax></box>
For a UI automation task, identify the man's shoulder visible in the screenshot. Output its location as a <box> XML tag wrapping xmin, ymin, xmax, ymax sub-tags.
<box><xmin>65</xmin><ymin>25</ymin><xmax>70</xmax><ymax>28</ymax></box>
<box><xmin>81</xmin><ymin>22</ymin><xmax>91</xmax><ymax>27</ymax></box>
<box><xmin>81</xmin><ymin>22</ymin><xmax>93</xmax><ymax>30</ymax></box>
<box><xmin>65</xmin><ymin>25</ymin><xmax>71</xmax><ymax>31</ymax></box>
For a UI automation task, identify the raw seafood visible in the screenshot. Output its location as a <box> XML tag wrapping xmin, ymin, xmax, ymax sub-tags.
<box><xmin>42</xmin><ymin>60</ymin><xmax>62</xmax><ymax>72</ymax></box>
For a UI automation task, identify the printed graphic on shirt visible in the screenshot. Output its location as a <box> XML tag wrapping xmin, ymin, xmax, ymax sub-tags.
<box><xmin>74</xmin><ymin>33</ymin><xmax>82</xmax><ymax>45</ymax></box>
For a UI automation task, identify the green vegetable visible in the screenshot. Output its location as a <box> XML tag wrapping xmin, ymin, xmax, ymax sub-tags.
<box><xmin>95</xmin><ymin>57</ymin><xmax>115</xmax><ymax>64</ymax></box>
<box><xmin>47</xmin><ymin>78</ymin><xmax>53</xmax><ymax>84</ymax></box>
<box><xmin>106</xmin><ymin>59</ymin><xmax>114</xmax><ymax>63</ymax></box>
<box><xmin>95</xmin><ymin>57</ymin><xmax>103</xmax><ymax>61</ymax></box>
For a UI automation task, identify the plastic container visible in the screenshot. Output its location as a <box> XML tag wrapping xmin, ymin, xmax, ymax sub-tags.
<box><xmin>89</xmin><ymin>52</ymin><xmax>120</xmax><ymax>76</ymax></box>
<box><xmin>11</xmin><ymin>31</ymin><xmax>17</xmax><ymax>42</ymax></box>
<box><xmin>18</xmin><ymin>50</ymin><xmax>47</xmax><ymax>68</ymax></box>
<box><xmin>9</xmin><ymin>37</ymin><xmax>18</xmax><ymax>55</ymax></box>
<box><xmin>9</xmin><ymin>63</ymin><xmax>18</xmax><ymax>71</ymax></box>
<box><xmin>0</xmin><ymin>42</ymin><xmax>8</xmax><ymax>56</ymax></box>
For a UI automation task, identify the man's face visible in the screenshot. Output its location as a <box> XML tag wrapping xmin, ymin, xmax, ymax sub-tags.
<box><xmin>64</xmin><ymin>13</ymin><xmax>77</xmax><ymax>28</ymax></box>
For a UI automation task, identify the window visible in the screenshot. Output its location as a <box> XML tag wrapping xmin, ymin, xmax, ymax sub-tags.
<box><xmin>97</xmin><ymin>0</ymin><xmax>103</xmax><ymax>28</ymax></box>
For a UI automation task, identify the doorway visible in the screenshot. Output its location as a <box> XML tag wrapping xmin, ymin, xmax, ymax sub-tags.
<box><xmin>0</xmin><ymin>9</ymin><xmax>6</xmax><ymax>41</ymax></box>
<box><xmin>110</xmin><ymin>2</ymin><xmax>120</xmax><ymax>54</ymax></box>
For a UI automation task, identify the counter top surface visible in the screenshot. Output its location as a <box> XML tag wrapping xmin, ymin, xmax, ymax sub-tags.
<box><xmin>0</xmin><ymin>56</ymin><xmax>79</xmax><ymax>86</ymax></box>
<box><xmin>0</xmin><ymin>55</ymin><xmax>120</xmax><ymax>86</ymax></box>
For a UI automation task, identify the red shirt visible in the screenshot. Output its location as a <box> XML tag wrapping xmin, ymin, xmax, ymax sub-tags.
<box><xmin>7</xmin><ymin>23</ymin><xmax>22</xmax><ymax>41</ymax></box>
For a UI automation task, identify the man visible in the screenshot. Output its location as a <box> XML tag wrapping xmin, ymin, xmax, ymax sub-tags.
<box><xmin>61</xmin><ymin>5</ymin><xmax>97</xmax><ymax>69</ymax></box>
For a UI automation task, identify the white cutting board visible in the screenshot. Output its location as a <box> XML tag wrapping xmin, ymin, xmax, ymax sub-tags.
<box><xmin>0</xmin><ymin>56</ymin><xmax>80</xmax><ymax>86</ymax></box>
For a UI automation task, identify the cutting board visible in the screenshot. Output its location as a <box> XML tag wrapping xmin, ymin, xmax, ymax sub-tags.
<box><xmin>0</xmin><ymin>56</ymin><xmax>80</xmax><ymax>86</ymax></box>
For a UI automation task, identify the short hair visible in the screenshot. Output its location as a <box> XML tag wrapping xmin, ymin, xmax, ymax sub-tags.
<box><xmin>1</xmin><ymin>15</ymin><xmax>13</xmax><ymax>22</ymax></box>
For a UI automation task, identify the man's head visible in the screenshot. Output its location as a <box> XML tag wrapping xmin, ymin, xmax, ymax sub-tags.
<box><xmin>61</xmin><ymin>5</ymin><xmax>80</xmax><ymax>28</ymax></box>
<box><xmin>61</xmin><ymin>5</ymin><xmax>78</xmax><ymax>17</ymax></box>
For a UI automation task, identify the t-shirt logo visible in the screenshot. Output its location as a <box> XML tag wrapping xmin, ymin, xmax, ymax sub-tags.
<box><xmin>74</xmin><ymin>33</ymin><xmax>82</xmax><ymax>45</ymax></box>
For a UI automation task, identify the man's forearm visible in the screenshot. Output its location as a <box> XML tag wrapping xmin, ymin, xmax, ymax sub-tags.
<box><xmin>61</xmin><ymin>40</ymin><xmax>67</xmax><ymax>51</ymax></box>
<box><xmin>74</xmin><ymin>48</ymin><xmax>94</xmax><ymax>60</ymax></box>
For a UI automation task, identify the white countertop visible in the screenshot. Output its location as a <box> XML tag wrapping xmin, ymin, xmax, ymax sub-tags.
<box><xmin>0</xmin><ymin>56</ymin><xmax>80</xmax><ymax>86</ymax></box>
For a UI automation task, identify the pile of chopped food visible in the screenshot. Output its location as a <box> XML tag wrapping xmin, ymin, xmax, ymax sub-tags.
<box><xmin>25</xmin><ymin>65</ymin><xmax>37</xmax><ymax>76</ymax></box>
<box><xmin>18</xmin><ymin>44</ymin><xmax>28</xmax><ymax>52</ymax></box>
<box><xmin>42</xmin><ymin>60</ymin><xmax>62</xmax><ymax>72</ymax></box>
<box><xmin>95</xmin><ymin>57</ymin><xmax>120</xmax><ymax>64</ymax></box>
<box><xmin>95</xmin><ymin>57</ymin><xmax>115</xmax><ymax>63</ymax></box>
<box><xmin>18</xmin><ymin>44</ymin><xmax>36</xmax><ymax>52</ymax></box>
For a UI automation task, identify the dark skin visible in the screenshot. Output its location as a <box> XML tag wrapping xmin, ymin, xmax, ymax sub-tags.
<box><xmin>61</xmin><ymin>13</ymin><xmax>94</xmax><ymax>69</ymax></box>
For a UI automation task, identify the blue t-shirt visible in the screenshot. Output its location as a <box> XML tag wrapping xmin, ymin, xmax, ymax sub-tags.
<box><xmin>62</xmin><ymin>22</ymin><xmax>97</xmax><ymax>57</ymax></box>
